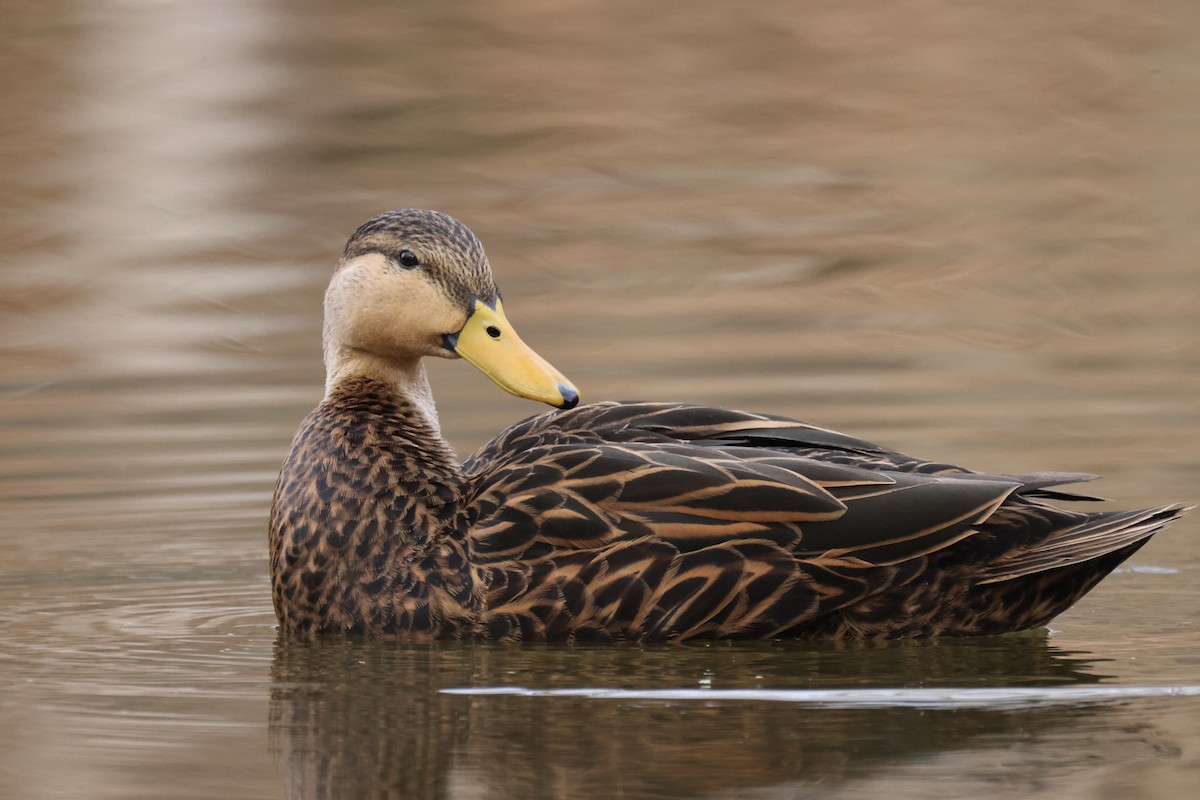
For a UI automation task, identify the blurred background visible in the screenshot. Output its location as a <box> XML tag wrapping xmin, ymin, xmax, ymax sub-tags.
<box><xmin>1</xmin><ymin>1</ymin><xmax>1197</xmax><ymax>798</ymax></box>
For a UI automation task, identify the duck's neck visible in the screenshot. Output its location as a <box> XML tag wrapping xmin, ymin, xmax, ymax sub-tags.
<box><xmin>269</xmin><ymin>352</ymin><xmax>476</xmax><ymax>636</ymax></box>
<box><xmin>323</xmin><ymin>345</ymin><xmax>446</xmax><ymax>442</ymax></box>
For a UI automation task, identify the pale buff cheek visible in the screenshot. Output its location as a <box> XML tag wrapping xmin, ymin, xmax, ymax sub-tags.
<box><xmin>329</xmin><ymin>257</ymin><xmax>467</xmax><ymax>358</ymax></box>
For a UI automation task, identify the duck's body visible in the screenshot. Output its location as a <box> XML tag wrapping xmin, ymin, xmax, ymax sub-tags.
<box><xmin>269</xmin><ymin>209</ymin><xmax>1187</xmax><ymax>641</ymax></box>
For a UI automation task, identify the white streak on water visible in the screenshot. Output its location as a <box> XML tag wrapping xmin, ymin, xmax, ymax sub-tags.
<box><xmin>441</xmin><ymin>685</ymin><xmax>1200</xmax><ymax>710</ymax></box>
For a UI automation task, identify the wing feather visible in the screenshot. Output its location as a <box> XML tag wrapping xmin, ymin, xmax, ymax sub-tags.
<box><xmin>460</xmin><ymin>400</ymin><xmax>1178</xmax><ymax>641</ymax></box>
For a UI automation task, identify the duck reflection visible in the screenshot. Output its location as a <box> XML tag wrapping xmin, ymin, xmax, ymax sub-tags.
<box><xmin>269</xmin><ymin>636</ymin><xmax>1132</xmax><ymax>799</ymax></box>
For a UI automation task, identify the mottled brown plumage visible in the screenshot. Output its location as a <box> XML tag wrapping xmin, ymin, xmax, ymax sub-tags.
<box><xmin>269</xmin><ymin>209</ymin><xmax>1189</xmax><ymax>641</ymax></box>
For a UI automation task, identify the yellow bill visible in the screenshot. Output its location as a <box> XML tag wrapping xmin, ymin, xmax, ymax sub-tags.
<box><xmin>447</xmin><ymin>297</ymin><xmax>579</xmax><ymax>409</ymax></box>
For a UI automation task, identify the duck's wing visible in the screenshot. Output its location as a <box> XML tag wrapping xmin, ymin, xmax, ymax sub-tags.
<box><xmin>462</xmin><ymin>402</ymin><xmax>1040</xmax><ymax>639</ymax></box>
<box><xmin>617</xmin><ymin>402</ymin><xmax>1105</xmax><ymax>502</ymax></box>
<box><xmin>465</xmin><ymin>402</ymin><xmax>1031</xmax><ymax>560</ymax></box>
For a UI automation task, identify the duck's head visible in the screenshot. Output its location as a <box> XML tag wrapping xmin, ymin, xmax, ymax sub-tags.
<box><xmin>323</xmin><ymin>209</ymin><xmax>579</xmax><ymax>409</ymax></box>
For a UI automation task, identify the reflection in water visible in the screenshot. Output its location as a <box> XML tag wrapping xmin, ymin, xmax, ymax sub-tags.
<box><xmin>69</xmin><ymin>0</ymin><xmax>284</xmax><ymax>246</ymax></box>
<box><xmin>267</xmin><ymin>637</ymin><xmax>1177</xmax><ymax>799</ymax></box>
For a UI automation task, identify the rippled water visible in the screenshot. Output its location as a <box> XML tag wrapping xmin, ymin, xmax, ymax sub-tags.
<box><xmin>2</xmin><ymin>1</ymin><xmax>1199</xmax><ymax>798</ymax></box>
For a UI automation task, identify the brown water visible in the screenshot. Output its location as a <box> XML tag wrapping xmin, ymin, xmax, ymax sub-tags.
<box><xmin>2</xmin><ymin>1</ymin><xmax>1199</xmax><ymax>798</ymax></box>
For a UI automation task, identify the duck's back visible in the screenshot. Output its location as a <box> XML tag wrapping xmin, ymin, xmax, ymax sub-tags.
<box><xmin>462</xmin><ymin>401</ymin><xmax>1186</xmax><ymax>641</ymax></box>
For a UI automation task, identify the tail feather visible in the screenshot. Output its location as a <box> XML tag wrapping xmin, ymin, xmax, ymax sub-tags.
<box><xmin>1002</xmin><ymin>471</ymin><xmax>1107</xmax><ymax>502</ymax></box>
<box><xmin>977</xmin><ymin>504</ymin><xmax>1191</xmax><ymax>585</ymax></box>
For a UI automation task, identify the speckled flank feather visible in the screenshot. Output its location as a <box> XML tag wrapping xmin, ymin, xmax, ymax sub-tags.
<box><xmin>268</xmin><ymin>209</ymin><xmax>1190</xmax><ymax>641</ymax></box>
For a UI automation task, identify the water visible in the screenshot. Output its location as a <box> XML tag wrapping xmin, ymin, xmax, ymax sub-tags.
<box><xmin>2</xmin><ymin>1</ymin><xmax>1199</xmax><ymax>798</ymax></box>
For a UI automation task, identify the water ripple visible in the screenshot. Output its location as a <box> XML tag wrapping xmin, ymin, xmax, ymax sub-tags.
<box><xmin>443</xmin><ymin>684</ymin><xmax>1200</xmax><ymax>710</ymax></box>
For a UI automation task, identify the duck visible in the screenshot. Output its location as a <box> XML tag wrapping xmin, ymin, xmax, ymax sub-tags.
<box><xmin>269</xmin><ymin>208</ymin><xmax>1188</xmax><ymax>641</ymax></box>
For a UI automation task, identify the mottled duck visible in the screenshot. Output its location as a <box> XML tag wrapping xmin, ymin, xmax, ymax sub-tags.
<box><xmin>269</xmin><ymin>209</ymin><xmax>1188</xmax><ymax>641</ymax></box>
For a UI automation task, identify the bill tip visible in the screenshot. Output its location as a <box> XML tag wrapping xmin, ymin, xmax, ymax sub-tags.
<box><xmin>557</xmin><ymin>383</ymin><xmax>579</xmax><ymax>409</ymax></box>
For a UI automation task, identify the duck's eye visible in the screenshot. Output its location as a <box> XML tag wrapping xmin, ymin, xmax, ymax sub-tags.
<box><xmin>397</xmin><ymin>250</ymin><xmax>420</xmax><ymax>268</ymax></box>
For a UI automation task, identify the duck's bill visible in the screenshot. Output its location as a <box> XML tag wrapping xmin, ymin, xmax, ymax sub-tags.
<box><xmin>444</xmin><ymin>297</ymin><xmax>579</xmax><ymax>409</ymax></box>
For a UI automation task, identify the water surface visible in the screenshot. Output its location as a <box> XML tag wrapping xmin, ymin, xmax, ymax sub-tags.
<box><xmin>1</xmin><ymin>2</ymin><xmax>1198</xmax><ymax>798</ymax></box>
